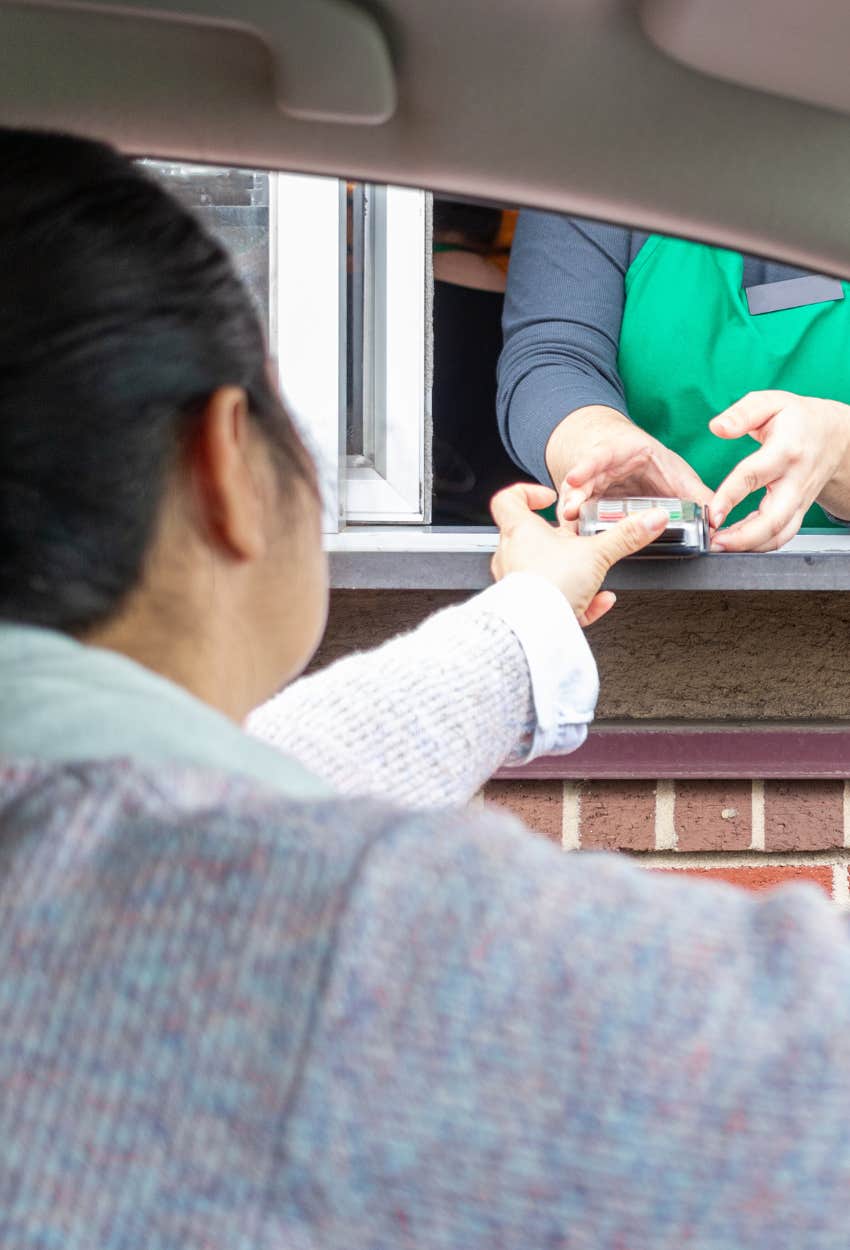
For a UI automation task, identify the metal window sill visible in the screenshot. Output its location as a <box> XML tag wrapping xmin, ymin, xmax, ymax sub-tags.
<box><xmin>326</xmin><ymin>527</ymin><xmax>850</xmax><ymax>591</ymax></box>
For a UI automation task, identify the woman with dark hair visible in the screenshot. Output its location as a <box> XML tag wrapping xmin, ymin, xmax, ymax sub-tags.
<box><xmin>2</xmin><ymin>130</ymin><xmax>850</xmax><ymax>1250</ymax></box>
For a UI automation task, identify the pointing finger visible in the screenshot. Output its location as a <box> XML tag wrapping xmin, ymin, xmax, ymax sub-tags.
<box><xmin>559</xmin><ymin>484</ymin><xmax>592</xmax><ymax>523</ymax></box>
<box><xmin>712</xmin><ymin>480</ymin><xmax>801</xmax><ymax>552</ymax></box>
<box><xmin>710</xmin><ymin>444</ymin><xmax>787</xmax><ymax>528</ymax></box>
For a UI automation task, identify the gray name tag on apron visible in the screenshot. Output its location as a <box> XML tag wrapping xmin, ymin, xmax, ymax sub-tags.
<box><xmin>745</xmin><ymin>274</ymin><xmax>844</xmax><ymax>315</ymax></box>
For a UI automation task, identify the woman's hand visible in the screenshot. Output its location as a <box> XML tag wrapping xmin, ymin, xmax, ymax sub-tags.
<box><xmin>545</xmin><ymin>406</ymin><xmax>714</xmax><ymax>523</ymax></box>
<box><xmin>490</xmin><ymin>483</ymin><xmax>669</xmax><ymax>626</ymax></box>
<box><xmin>710</xmin><ymin>392</ymin><xmax>850</xmax><ymax>552</ymax></box>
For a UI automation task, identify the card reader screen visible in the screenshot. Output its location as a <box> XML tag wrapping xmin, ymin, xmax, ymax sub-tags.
<box><xmin>579</xmin><ymin>498</ymin><xmax>709</xmax><ymax>557</ymax></box>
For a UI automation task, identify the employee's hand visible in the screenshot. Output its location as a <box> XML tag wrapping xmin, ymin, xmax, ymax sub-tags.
<box><xmin>710</xmin><ymin>392</ymin><xmax>850</xmax><ymax>552</ymax></box>
<box><xmin>490</xmin><ymin>482</ymin><xmax>669</xmax><ymax>626</ymax></box>
<box><xmin>546</xmin><ymin>406</ymin><xmax>714</xmax><ymax>523</ymax></box>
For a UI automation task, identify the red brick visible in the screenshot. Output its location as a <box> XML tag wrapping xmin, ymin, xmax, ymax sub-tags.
<box><xmin>483</xmin><ymin>780</ymin><xmax>563</xmax><ymax>843</ymax></box>
<box><xmin>763</xmin><ymin>781</ymin><xmax>844</xmax><ymax>852</ymax></box>
<box><xmin>579</xmin><ymin>781</ymin><xmax>656</xmax><ymax>851</ymax></box>
<box><xmin>674</xmin><ymin>781</ymin><xmax>752</xmax><ymax>852</ymax></box>
<box><xmin>653</xmin><ymin>864</ymin><xmax>834</xmax><ymax>895</ymax></box>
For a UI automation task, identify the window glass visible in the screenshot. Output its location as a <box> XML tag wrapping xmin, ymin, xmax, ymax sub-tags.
<box><xmin>142</xmin><ymin>161</ymin><xmax>271</xmax><ymax>336</ymax></box>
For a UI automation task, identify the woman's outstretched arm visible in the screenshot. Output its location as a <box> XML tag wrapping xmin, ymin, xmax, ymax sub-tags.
<box><xmin>248</xmin><ymin>491</ymin><xmax>667</xmax><ymax>809</ymax></box>
<box><xmin>247</xmin><ymin>572</ymin><xmax>595</xmax><ymax>808</ymax></box>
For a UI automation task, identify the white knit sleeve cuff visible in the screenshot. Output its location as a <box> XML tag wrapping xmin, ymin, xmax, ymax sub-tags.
<box><xmin>473</xmin><ymin>572</ymin><xmax>599</xmax><ymax>763</ymax></box>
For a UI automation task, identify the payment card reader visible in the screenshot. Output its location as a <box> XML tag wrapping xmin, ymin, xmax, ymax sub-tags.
<box><xmin>578</xmin><ymin>497</ymin><xmax>710</xmax><ymax>557</ymax></box>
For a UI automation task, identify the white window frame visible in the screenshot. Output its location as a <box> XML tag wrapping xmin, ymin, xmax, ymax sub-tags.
<box><xmin>273</xmin><ymin>173</ymin><xmax>428</xmax><ymax>533</ymax></box>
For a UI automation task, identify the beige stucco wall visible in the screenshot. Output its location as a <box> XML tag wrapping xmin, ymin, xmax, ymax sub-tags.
<box><xmin>313</xmin><ymin>590</ymin><xmax>850</xmax><ymax>721</ymax></box>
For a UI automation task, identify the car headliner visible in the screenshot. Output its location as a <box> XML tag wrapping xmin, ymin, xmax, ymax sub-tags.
<box><xmin>1</xmin><ymin>0</ymin><xmax>850</xmax><ymax>273</ymax></box>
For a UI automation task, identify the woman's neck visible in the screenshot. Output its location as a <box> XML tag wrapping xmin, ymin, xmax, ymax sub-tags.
<box><xmin>84</xmin><ymin>599</ymin><xmax>255</xmax><ymax>724</ymax></box>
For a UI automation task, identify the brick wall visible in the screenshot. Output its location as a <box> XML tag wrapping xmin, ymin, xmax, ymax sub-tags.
<box><xmin>483</xmin><ymin>779</ymin><xmax>849</xmax><ymax>902</ymax></box>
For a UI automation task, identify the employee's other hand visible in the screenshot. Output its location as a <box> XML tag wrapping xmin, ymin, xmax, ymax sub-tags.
<box><xmin>710</xmin><ymin>392</ymin><xmax>850</xmax><ymax>552</ymax></box>
<box><xmin>545</xmin><ymin>406</ymin><xmax>714</xmax><ymax>524</ymax></box>
<box><xmin>490</xmin><ymin>482</ymin><xmax>669</xmax><ymax>627</ymax></box>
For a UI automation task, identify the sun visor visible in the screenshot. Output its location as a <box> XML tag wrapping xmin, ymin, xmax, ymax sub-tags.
<box><xmin>641</xmin><ymin>0</ymin><xmax>850</xmax><ymax>117</ymax></box>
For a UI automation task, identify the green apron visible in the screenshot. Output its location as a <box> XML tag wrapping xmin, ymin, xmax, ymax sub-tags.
<box><xmin>617</xmin><ymin>235</ymin><xmax>850</xmax><ymax>528</ymax></box>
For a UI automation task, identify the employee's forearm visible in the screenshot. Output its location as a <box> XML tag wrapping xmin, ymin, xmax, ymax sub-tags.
<box><xmin>544</xmin><ymin>405</ymin><xmax>632</xmax><ymax>488</ymax></box>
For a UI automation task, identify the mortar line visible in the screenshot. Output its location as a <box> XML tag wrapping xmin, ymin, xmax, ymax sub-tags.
<box><xmin>655</xmin><ymin>780</ymin><xmax>677</xmax><ymax>851</ymax></box>
<box><xmin>629</xmin><ymin>848</ymin><xmax>850</xmax><ymax>869</ymax></box>
<box><xmin>750</xmin><ymin>780</ymin><xmax>765</xmax><ymax>850</ymax></box>
<box><xmin>561</xmin><ymin>781</ymin><xmax>580</xmax><ymax>851</ymax></box>
<box><xmin>833</xmin><ymin>864</ymin><xmax>850</xmax><ymax>908</ymax></box>
<box><xmin>843</xmin><ymin>781</ymin><xmax>850</xmax><ymax>849</ymax></box>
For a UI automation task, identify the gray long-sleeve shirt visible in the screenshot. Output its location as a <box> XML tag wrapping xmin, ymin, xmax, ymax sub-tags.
<box><xmin>497</xmin><ymin>212</ymin><xmax>807</xmax><ymax>485</ymax></box>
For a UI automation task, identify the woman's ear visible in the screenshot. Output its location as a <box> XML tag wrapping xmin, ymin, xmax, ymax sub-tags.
<box><xmin>188</xmin><ymin>386</ymin><xmax>272</xmax><ymax>562</ymax></box>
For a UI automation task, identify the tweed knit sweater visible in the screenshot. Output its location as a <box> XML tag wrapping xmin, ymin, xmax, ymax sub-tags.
<box><xmin>0</xmin><ymin>574</ymin><xmax>597</xmax><ymax>811</ymax></box>
<box><xmin>3</xmin><ymin>596</ymin><xmax>850</xmax><ymax>1247</ymax></box>
<box><xmin>3</xmin><ymin>759</ymin><xmax>850</xmax><ymax>1249</ymax></box>
<box><xmin>248</xmin><ymin>574</ymin><xmax>597</xmax><ymax>807</ymax></box>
